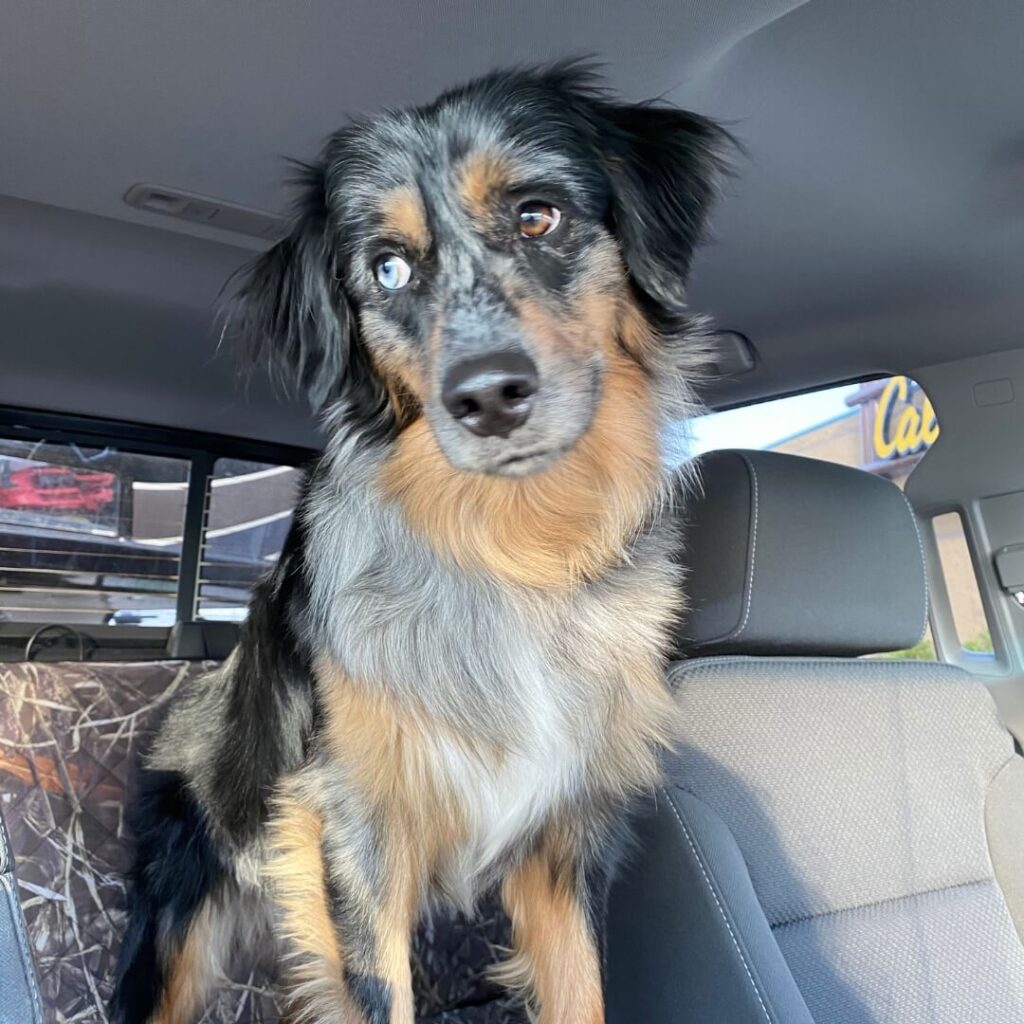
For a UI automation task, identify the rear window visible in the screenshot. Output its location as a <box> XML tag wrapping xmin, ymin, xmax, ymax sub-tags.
<box><xmin>0</xmin><ymin>413</ymin><xmax>311</xmax><ymax>661</ymax></box>
<box><xmin>0</xmin><ymin>435</ymin><xmax>189</xmax><ymax>629</ymax></box>
<box><xmin>197</xmin><ymin>459</ymin><xmax>301</xmax><ymax>623</ymax></box>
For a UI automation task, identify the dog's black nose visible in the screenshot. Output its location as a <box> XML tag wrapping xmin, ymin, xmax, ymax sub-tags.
<box><xmin>441</xmin><ymin>352</ymin><xmax>539</xmax><ymax>437</ymax></box>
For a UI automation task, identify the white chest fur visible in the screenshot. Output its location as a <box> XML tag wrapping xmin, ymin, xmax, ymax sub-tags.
<box><xmin>426</xmin><ymin>674</ymin><xmax>588</xmax><ymax>905</ymax></box>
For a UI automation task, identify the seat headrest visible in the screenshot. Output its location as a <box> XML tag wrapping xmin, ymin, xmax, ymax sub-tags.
<box><xmin>677</xmin><ymin>450</ymin><xmax>929</xmax><ymax>657</ymax></box>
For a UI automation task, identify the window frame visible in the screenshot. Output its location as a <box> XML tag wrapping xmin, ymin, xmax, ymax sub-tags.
<box><xmin>0</xmin><ymin>405</ymin><xmax>315</xmax><ymax>655</ymax></box>
<box><xmin>196</xmin><ymin>458</ymin><xmax>304</xmax><ymax>623</ymax></box>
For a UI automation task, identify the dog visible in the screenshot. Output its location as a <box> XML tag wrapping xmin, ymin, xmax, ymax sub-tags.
<box><xmin>111</xmin><ymin>63</ymin><xmax>729</xmax><ymax>1024</ymax></box>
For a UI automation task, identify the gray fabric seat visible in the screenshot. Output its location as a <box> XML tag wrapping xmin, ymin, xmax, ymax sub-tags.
<box><xmin>0</xmin><ymin>806</ymin><xmax>43</xmax><ymax>1024</ymax></box>
<box><xmin>605</xmin><ymin>450</ymin><xmax>1024</xmax><ymax>1024</ymax></box>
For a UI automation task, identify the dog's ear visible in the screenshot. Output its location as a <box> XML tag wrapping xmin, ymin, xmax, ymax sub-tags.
<box><xmin>229</xmin><ymin>162</ymin><xmax>372</xmax><ymax>415</ymax></box>
<box><xmin>598</xmin><ymin>103</ymin><xmax>732</xmax><ymax>316</ymax></box>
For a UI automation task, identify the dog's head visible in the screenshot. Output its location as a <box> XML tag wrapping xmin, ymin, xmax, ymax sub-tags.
<box><xmin>234</xmin><ymin>64</ymin><xmax>729</xmax><ymax>477</ymax></box>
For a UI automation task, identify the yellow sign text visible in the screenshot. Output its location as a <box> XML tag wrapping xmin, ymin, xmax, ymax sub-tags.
<box><xmin>873</xmin><ymin>376</ymin><xmax>939</xmax><ymax>460</ymax></box>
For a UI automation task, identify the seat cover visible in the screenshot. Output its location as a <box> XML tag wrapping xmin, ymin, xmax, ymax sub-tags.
<box><xmin>0</xmin><ymin>659</ymin><xmax>523</xmax><ymax>1023</ymax></box>
<box><xmin>0</xmin><ymin>805</ymin><xmax>43</xmax><ymax>1024</ymax></box>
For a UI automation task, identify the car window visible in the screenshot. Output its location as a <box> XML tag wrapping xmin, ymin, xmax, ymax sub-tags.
<box><xmin>932</xmin><ymin>512</ymin><xmax>994</xmax><ymax>658</ymax></box>
<box><xmin>0</xmin><ymin>413</ymin><xmax>313</xmax><ymax>660</ymax></box>
<box><xmin>0</xmin><ymin>435</ymin><xmax>189</xmax><ymax>631</ymax></box>
<box><xmin>197</xmin><ymin>459</ymin><xmax>301</xmax><ymax>623</ymax></box>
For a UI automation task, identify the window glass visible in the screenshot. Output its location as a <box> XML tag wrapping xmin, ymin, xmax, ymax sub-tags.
<box><xmin>197</xmin><ymin>459</ymin><xmax>301</xmax><ymax>622</ymax></box>
<box><xmin>682</xmin><ymin>375</ymin><xmax>938</xmax><ymax>481</ymax></box>
<box><xmin>932</xmin><ymin>512</ymin><xmax>994</xmax><ymax>656</ymax></box>
<box><xmin>0</xmin><ymin>436</ymin><xmax>189</xmax><ymax>627</ymax></box>
<box><xmin>680</xmin><ymin>376</ymin><xmax>946</xmax><ymax>661</ymax></box>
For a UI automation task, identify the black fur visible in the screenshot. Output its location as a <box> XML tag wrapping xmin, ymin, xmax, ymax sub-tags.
<box><xmin>345</xmin><ymin>971</ymin><xmax>393</xmax><ymax>1024</ymax></box>
<box><xmin>208</xmin><ymin>514</ymin><xmax>316</xmax><ymax>843</ymax></box>
<box><xmin>110</xmin><ymin>770</ymin><xmax>224</xmax><ymax>1023</ymax></box>
<box><xmin>229</xmin><ymin>162</ymin><xmax>393</xmax><ymax>434</ymax></box>
<box><xmin>599</xmin><ymin>102</ymin><xmax>732</xmax><ymax>314</ymax></box>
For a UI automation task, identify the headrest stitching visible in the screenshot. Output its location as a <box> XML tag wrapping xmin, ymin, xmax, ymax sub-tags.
<box><xmin>896</xmin><ymin>487</ymin><xmax>930</xmax><ymax>645</ymax></box>
<box><xmin>680</xmin><ymin>450</ymin><xmax>929</xmax><ymax>657</ymax></box>
<box><xmin>728</xmin><ymin>453</ymin><xmax>760</xmax><ymax>643</ymax></box>
<box><xmin>683</xmin><ymin>451</ymin><xmax>760</xmax><ymax>652</ymax></box>
<box><xmin>669</xmin><ymin>655</ymin><xmax>974</xmax><ymax>681</ymax></box>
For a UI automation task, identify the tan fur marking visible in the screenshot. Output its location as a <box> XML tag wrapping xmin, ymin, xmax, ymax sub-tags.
<box><xmin>153</xmin><ymin>900</ymin><xmax>218</xmax><ymax>1024</ymax></box>
<box><xmin>619</xmin><ymin>296</ymin><xmax>661</xmax><ymax>364</ymax></box>
<box><xmin>456</xmin><ymin>150</ymin><xmax>511</xmax><ymax>224</ymax></box>
<box><xmin>314</xmin><ymin>662</ymin><xmax>476</xmax><ymax>1021</ymax></box>
<box><xmin>317</xmin><ymin>662</ymin><xmax>470</xmax><ymax>867</ymax></box>
<box><xmin>376</xmin><ymin>349</ymin><xmax>425</xmax><ymax>426</ymax></box>
<box><xmin>264</xmin><ymin>786</ymin><xmax>352</xmax><ymax>1019</ymax></box>
<box><xmin>377</xmin><ymin>905</ymin><xmax>416</xmax><ymax>1024</ymax></box>
<box><xmin>510</xmin><ymin>291</ymin><xmax>618</xmax><ymax>359</ymax></box>
<box><xmin>497</xmin><ymin>852</ymin><xmax>604</xmax><ymax>1024</ymax></box>
<box><xmin>383</xmin><ymin>377</ymin><xmax>417</xmax><ymax>428</ymax></box>
<box><xmin>378</xmin><ymin>185</ymin><xmax>430</xmax><ymax>252</ymax></box>
<box><xmin>358</xmin><ymin>308</ymin><xmax>428</xmax><ymax>424</ymax></box>
<box><xmin>380</xmin><ymin>352</ymin><xmax>660</xmax><ymax>589</ymax></box>
<box><xmin>367</xmin><ymin>341</ymin><xmax>424</xmax><ymax>392</ymax></box>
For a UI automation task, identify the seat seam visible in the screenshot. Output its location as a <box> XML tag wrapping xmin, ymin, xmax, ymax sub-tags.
<box><xmin>992</xmin><ymin>751</ymin><xmax>1020</xmax><ymax>788</ymax></box>
<box><xmin>731</xmin><ymin>453</ymin><xmax>760</xmax><ymax>642</ymax></box>
<box><xmin>661</xmin><ymin>787</ymin><xmax>774</xmax><ymax>1024</ymax></box>
<box><xmin>895</xmin><ymin>487</ymin><xmax>930</xmax><ymax>643</ymax></box>
<box><xmin>0</xmin><ymin>874</ymin><xmax>43</xmax><ymax>1023</ymax></box>
<box><xmin>984</xmin><ymin>757</ymin><xmax>1024</xmax><ymax>945</ymax></box>
<box><xmin>769</xmin><ymin>876</ymin><xmax>994</xmax><ymax>931</ymax></box>
<box><xmin>670</xmin><ymin>656</ymin><xmax>977</xmax><ymax>679</ymax></box>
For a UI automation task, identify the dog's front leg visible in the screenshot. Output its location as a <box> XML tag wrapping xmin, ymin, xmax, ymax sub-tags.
<box><xmin>266</xmin><ymin>768</ymin><xmax>416</xmax><ymax>1024</ymax></box>
<box><xmin>498</xmin><ymin>830</ymin><xmax>604</xmax><ymax>1024</ymax></box>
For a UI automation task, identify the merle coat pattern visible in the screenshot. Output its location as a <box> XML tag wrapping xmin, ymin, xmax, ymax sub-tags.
<box><xmin>111</xmin><ymin>64</ymin><xmax>729</xmax><ymax>1024</ymax></box>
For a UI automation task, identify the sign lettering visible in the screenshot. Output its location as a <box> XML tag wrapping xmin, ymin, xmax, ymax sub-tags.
<box><xmin>873</xmin><ymin>376</ymin><xmax>939</xmax><ymax>460</ymax></box>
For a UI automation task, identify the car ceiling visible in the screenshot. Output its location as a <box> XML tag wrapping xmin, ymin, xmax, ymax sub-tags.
<box><xmin>2</xmin><ymin>0</ymin><xmax>1022</xmax><ymax>448</ymax></box>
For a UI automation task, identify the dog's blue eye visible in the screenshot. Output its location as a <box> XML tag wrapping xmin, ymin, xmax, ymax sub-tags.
<box><xmin>374</xmin><ymin>254</ymin><xmax>412</xmax><ymax>290</ymax></box>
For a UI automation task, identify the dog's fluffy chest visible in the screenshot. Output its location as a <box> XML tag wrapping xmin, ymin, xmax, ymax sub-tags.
<box><xmin>319</xmin><ymin>570</ymin><xmax>677</xmax><ymax>902</ymax></box>
<box><xmin>308</xmin><ymin>468</ymin><xmax>681</xmax><ymax>900</ymax></box>
<box><xmin>426</xmin><ymin>684</ymin><xmax>585</xmax><ymax>901</ymax></box>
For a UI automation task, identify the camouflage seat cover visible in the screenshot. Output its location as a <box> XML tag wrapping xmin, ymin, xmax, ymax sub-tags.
<box><xmin>0</xmin><ymin>660</ymin><xmax>525</xmax><ymax>1023</ymax></box>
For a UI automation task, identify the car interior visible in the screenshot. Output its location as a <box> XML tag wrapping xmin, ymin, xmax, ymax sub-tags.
<box><xmin>2</xmin><ymin>1</ymin><xmax>1024</xmax><ymax>1022</ymax></box>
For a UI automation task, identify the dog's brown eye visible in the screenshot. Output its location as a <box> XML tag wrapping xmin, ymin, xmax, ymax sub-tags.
<box><xmin>518</xmin><ymin>202</ymin><xmax>561</xmax><ymax>238</ymax></box>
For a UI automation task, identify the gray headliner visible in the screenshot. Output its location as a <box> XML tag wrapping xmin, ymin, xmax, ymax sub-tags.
<box><xmin>2</xmin><ymin>0</ymin><xmax>1022</xmax><ymax>446</ymax></box>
